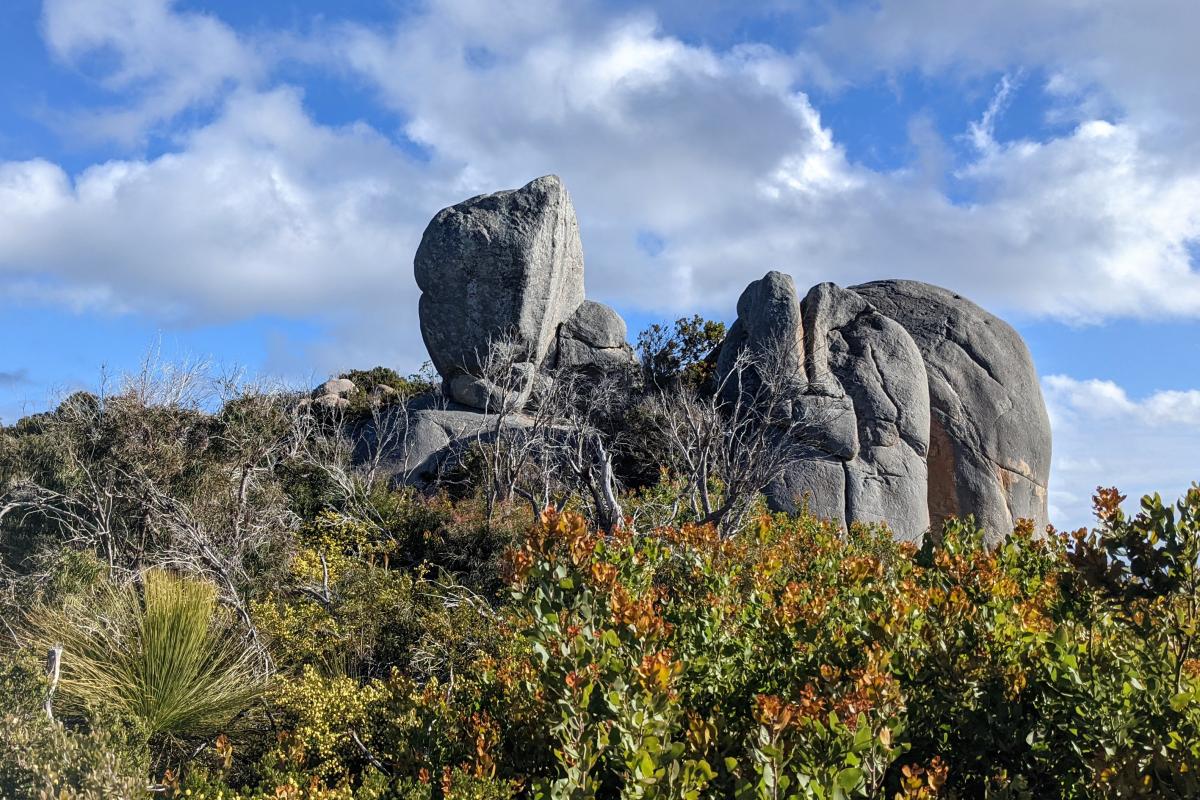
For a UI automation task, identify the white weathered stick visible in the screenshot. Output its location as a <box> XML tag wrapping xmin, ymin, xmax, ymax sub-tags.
<box><xmin>44</xmin><ymin>644</ymin><xmax>62</xmax><ymax>721</ymax></box>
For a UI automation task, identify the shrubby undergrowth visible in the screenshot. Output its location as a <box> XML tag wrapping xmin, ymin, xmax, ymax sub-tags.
<box><xmin>0</xmin><ymin>356</ymin><xmax>1197</xmax><ymax>799</ymax></box>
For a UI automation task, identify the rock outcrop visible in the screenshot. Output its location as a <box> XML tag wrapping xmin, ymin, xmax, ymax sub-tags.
<box><xmin>851</xmin><ymin>280</ymin><xmax>1051</xmax><ymax>545</ymax></box>
<box><xmin>715</xmin><ymin>272</ymin><xmax>1049</xmax><ymax>543</ymax></box>
<box><xmin>397</xmin><ymin>175</ymin><xmax>1051</xmax><ymax>545</ymax></box>
<box><xmin>802</xmin><ymin>282</ymin><xmax>930</xmax><ymax>540</ymax></box>
<box><xmin>311</xmin><ymin>377</ymin><xmax>356</xmax><ymax>410</ymax></box>
<box><xmin>389</xmin><ymin>404</ymin><xmax>534</xmax><ymax>484</ymax></box>
<box><xmin>715</xmin><ymin>271</ymin><xmax>806</xmax><ymax>396</ymax></box>
<box><xmin>415</xmin><ymin>175</ymin><xmax>637</xmax><ymax>408</ymax></box>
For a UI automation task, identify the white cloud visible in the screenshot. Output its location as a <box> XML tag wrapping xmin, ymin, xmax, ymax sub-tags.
<box><xmin>2</xmin><ymin>0</ymin><xmax>1200</xmax><ymax>387</ymax></box>
<box><xmin>12</xmin><ymin>0</ymin><xmax>1200</xmax><ymax>330</ymax></box>
<box><xmin>811</xmin><ymin>0</ymin><xmax>1200</xmax><ymax>152</ymax></box>
<box><xmin>314</xmin><ymin>1</ymin><xmax>1200</xmax><ymax>323</ymax></box>
<box><xmin>967</xmin><ymin>73</ymin><xmax>1019</xmax><ymax>155</ymax></box>
<box><xmin>40</xmin><ymin>0</ymin><xmax>260</xmax><ymax>141</ymax></box>
<box><xmin>0</xmin><ymin>86</ymin><xmax>444</xmax><ymax>371</ymax></box>
<box><xmin>1044</xmin><ymin>374</ymin><xmax>1200</xmax><ymax>528</ymax></box>
<box><xmin>329</xmin><ymin>3</ymin><xmax>840</xmax><ymax>311</ymax></box>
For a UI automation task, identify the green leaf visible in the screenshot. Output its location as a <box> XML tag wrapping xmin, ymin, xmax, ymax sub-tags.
<box><xmin>835</xmin><ymin>767</ymin><xmax>864</xmax><ymax>791</ymax></box>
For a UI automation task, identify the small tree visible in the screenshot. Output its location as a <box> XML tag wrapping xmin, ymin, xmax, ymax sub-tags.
<box><xmin>636</xmin><ymin>315</ymin><xmax>726</xmax><ymax>391</ymax></box>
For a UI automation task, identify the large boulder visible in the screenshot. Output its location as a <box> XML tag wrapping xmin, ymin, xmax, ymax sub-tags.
<box><xmin>552</xmin><ymin>300</ymin><xmax>638</xmax><ymax>375</ymax></box>
<box><xmin>415</xmin><ymin>175</ymin><xmax>586</xmax><ymax>408</ymax></box>
<box><xmin>715</xmin><ymin>275</ymin><xmax>929</xmax><ymax>541</ymax></box>
<box><xmin>716</xmin><ymin>270</ymin><xmax>806</xmax><ymax>394</ymax></box>
<box><xmin>851</xmin><ymin>279</ymin><xmax>1051</xmax><ymax>544</ymax></box>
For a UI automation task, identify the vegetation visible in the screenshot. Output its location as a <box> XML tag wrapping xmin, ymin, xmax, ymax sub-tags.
<box><xmin>0</xmin><ymin>348</ymin><xmax>1197</xmax><ymax>799</ymax></box>
<box><xmin>25</xmin><ymin>568</ymin><xmax>264</xmax><ymax>743</ymax></box>
<box><xmin>636</xmin><ymin>315</ymin><xmax>726</xmax><ymax>391</ymax></box>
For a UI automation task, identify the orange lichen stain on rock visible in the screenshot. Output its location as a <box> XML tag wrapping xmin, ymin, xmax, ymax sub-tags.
<box><xmin>926</xmin><ymin>414</ymin><xmax>959</xmax><ymax>532</ymax></box>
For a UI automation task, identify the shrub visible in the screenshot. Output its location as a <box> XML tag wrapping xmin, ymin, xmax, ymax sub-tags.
<box><xmin>5</xmin><ymin>380</ymin><xmax>1200</xmax><ymax>800</ymax></box>
<box><xmin>506</xmin><ymin>509</ymin><xmax>908</xmax><ymax>798</ymax></box>
<box><xmin>255</xmin><ymin>502</ymin><xmax>515</xmax><ymax>678</ymax></box>
<box><xmin>504</xmin><ymin>504</ymin><xmax>1200</xmax><ymax>798</ymax></box>
<box><xmin>0</xmin><ymin>710</ymin><xmax>148</xmax><ymax>800</ymax></box>
<box><xmin>636</xmin><ymin>315</ymin><xmax>726</xmax><ymax>391</ymax></box>
<box><xmin>337</xmin><ymin>365</ymin><xmax>440</xmax><ymax>418</ymax></box>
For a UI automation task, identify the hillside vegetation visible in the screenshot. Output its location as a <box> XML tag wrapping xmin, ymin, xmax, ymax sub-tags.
<box><xmin>0</xmin><ymin>351</ymin><xmax>1197</xmax><ymax>800</ymax></box>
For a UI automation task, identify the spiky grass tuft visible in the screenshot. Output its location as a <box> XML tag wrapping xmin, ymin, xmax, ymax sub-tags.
<box><xmin>28</xmin><ymin>568</ymin><xmax>264</xmax><ymax>741</ymax></box>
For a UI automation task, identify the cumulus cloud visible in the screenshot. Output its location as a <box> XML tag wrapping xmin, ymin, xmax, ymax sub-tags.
<box><xmin>329</xmin><ymin>2</ymin><xmax>840</xmax><ymax>309</ymax></box>
<box><xmin>318</xmin><ymin>0</ymin><xmax>1200</xmax><ymax>321</ymax></box>
<box><xmin>0</xmin><ymin>86</ymin><xmax>445</xmax><ymax>369</ymax></box>
<box><xmin>41</xmin><ymin>0</ymin><xmax>261</xmax><ymax>141</ymax></box>
<box><xmin>2</xmin><ymin>0</ymin><xmax>1200</xmax><ymax>370</ymax></box>
<box><xmin>1043</xmin><ymin>374</ymin><xmax>1200</xmax><ymax>528</ymax></box>
<box><xmin>811</xmin><ymin>0</ymin><xmax>1200</xmax><ymax>146</ymax></box>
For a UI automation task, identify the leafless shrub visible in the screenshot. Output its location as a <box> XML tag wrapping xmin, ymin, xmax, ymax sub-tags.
<box><xmin>647</xmin><ymin>333</ymin><xmax>839</xmax><ymax>536</ymax></box>
<box><xmin>463</xmin><ymin>333</ymin><xmax>630</xmax><ymax>533</ymax></box>
<box><xmin>1</xmin><ymin>359</ymin><xmax>301</xmax><ymax>667</ymax></box>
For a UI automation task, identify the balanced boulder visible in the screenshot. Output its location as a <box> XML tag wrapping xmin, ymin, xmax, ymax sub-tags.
<box><xmin>415</xmin><ymin>175</ymin><xmax>586</xmax><ymax>408</ymax></box>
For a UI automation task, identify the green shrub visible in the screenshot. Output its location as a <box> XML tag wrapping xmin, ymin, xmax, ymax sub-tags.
<box><xmin>340</xmin><ymin>365</ymin><xmax>438</xmax><ymax>395</ymax></box>
<box><xmin>6</xmin><ymin>404</ymin><xmax>1200</xmax><ymax>800</ymax></box>
<box><xmin>255</xmin><ymin>502</ymin><xmax>515</xmax><ymax>679</ymax></box>
<box><xmin>635</xmin><ymin>315</ymin><xmax>726</xmax><ymax>391</ymax></box>
<box><xmin>0</xmin><ymin>710</ymin><xmax>148</xmax><ymax>800</ymax></box>
<box><xmin>502</xmin><ymin>503</ymin><xmax>1200</xmax><ymax>798</ymax></box>
<box><xmin>336</xmin><ymin>365</ymin><xmax>439</xmax><ymax>418</ymax></box>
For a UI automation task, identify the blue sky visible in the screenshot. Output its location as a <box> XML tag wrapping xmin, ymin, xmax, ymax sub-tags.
<box><xmin>1</xmin><ymin>0</ymin><xmax>1199</xmax><ymax>528</ymax></box>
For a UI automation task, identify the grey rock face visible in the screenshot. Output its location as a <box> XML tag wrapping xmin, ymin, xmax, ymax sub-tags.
<box><xmin>415</xmin><ymin>175</ymin><xmax>586</xmax><ymax>408</ymax></box>
<box><xmin>714</xmin><ymin>275</ymin><xmax>928</xmax><ymax>540</ymax></box>
<box><xmin>851</xmin><ymin>279</ymin><xmax>1051</xmax><ymax>544</ymax></box>
<box><xmin>716</xmin><ymin>271</ymin><xmax>806</xmax><ymax>393</ymax></box>
<box><xmin>767</xmin><ymin>455</ymin><xmax>847</xmax><ymax>526</ymax></box>
<box><xmin>720</xmin><ymin>272</ymin><xmax>1048</xmax><ymax>544</ymax></box>
<box><xmin>374</xmin><ymin>405</ymin><xmax>535</xmax><ymax>486</ymax></box>
<box><xmin>562</xmin><ymin>299</ymin><xmax>627</xmax><ymax>348</ymax></box>
<box><xmin>799</xmin><ymin>283</ymin><xmax>930</xmax><ymax>541</ymax></box>
<box><xmin>553</xmin><ymin>300</ymin><xmax>638</xmax><ymax>375</ymax></box>
<box><xmin>316</xmin><ymin>378</ymin><xmax>356</xmax><ymax>398</ymax></box>
<box><xmin>310</xmin><ymin>377</ymin><xmax>356</xmax><ymax>411</ymax></box>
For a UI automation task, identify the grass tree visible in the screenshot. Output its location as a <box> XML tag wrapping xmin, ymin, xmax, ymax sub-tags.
<box><xmin>26</xmin><ymin>568</ymin><xmax>265</xmax><ymax>744</ymax></box>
